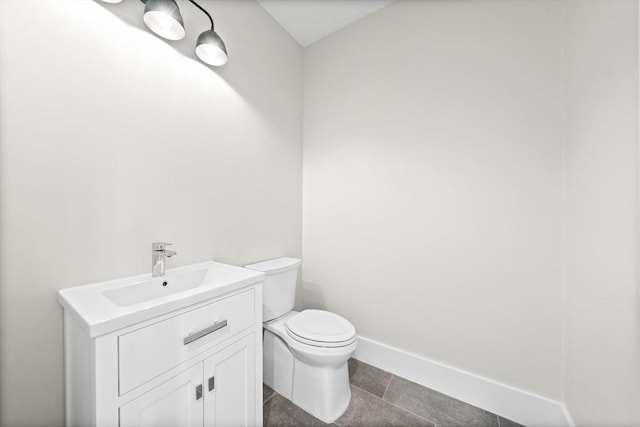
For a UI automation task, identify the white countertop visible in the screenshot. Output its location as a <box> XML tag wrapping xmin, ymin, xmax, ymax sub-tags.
<box><xmin>58</xmin><ymin>261</ymin><xmax>264</xmax><ymax>337</ymax></box>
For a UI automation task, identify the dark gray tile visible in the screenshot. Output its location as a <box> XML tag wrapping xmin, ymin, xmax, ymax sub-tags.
<box><xmin>264</xmin><ymin>384</ymin><xmax>275</xmax><ymax>403</ymax></box>
<box><xmin>348</xmin><ymin>358</ymin><xmax>393</xmax><ymax>398</ymax></box>
<box><xmin>383</xmin><ymin>376</ymin><xmax>498</xmax><ymax>427</ymax></box>
<box><xmin>264</xmin><ymin>393</ymin><xmax>332</xmax><ymax>427</ymax></box>
<box><xmin>498</xmin><ymin>416</ymin><xmax>526</xmax><ymax>427</ymax></box>
<box><xmin>336</xmin><ymin>385</ymin><xmax>434</xmax><ymax>427</ymax></box>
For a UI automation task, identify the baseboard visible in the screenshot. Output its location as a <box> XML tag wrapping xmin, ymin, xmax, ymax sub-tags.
<box><xmin>353</xmin><ymin>336</ymin><xmax>572</xmax><ymax>427</ymax></box>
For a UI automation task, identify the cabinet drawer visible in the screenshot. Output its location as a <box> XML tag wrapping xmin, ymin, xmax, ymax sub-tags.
<box><xmin>118</xmin><ymin>288</ymin><xmax>254</xmax><ymax>395</ymax></box>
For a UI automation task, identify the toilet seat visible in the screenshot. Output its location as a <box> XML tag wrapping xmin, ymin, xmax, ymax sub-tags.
<box><xmin>286</xmin><ymin>310</ymin><xmax>356</xmax><ymax>348</ymax></box>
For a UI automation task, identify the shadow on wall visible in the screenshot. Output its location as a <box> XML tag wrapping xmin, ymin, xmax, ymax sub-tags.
<box><xmin>299</xmin><ymin>281</ymin><xmax>327</xmax><ymax>311</ymax></box>
<box><xmin>92</xmin><ymin>0</ymin><xmax>301</xmax><ymax>144</ymax></box>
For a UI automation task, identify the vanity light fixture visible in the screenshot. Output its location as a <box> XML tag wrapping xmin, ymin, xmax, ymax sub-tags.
<box><xmin>186</xmin><ymin>0</ymin><xmax>228</xmax><ymax>66</ymax></box>
<box><xmin>195</xmin><ymin>29</ymin><xmax>227</xmax><ymax>66</ymax></box>
<box><xmin>99</xmin><ymin>0</ymin><xmax>228</xmax><ymax>66</ymax></box>
<box><xmin>143</xmin><ymin>0</ymin><xmax>186</xmax><ymax>41</ymax></box>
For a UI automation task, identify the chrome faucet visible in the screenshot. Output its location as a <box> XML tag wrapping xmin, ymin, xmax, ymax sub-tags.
<box><xmin>152</xmin><ymin>242</ymin><xmax>176</xmax><ymax>277</ymax></box>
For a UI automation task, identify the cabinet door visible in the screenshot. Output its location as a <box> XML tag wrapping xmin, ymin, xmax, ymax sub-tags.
<box><xmin>120</xmin><ymin>364</ymin><xmax>204</xmax><ymax>427</ymax></box>
<box><xmin>204</xmin><ymin>334</ymin><xmax>255</xmax><ymax>427</ymax></box>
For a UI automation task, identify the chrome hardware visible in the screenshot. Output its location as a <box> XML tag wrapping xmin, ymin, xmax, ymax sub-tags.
<box><xmin>183</xmin><ymin>320</ymin><xmax>228</xmax><ymax>345</ymax></box>
<box><xmin>195</xmin><ymin>384</ymin><xmax>202</xmax><ymax>400</ymax></box>
<box><xmin>151</xmin><ymin>242</ymin><xmax>177</xmax><ymax>277</ymax></box>
<box><xmin>208</xmin><ymin>376</ymin><xmax>215</xmax><ymax>392</ymax></box>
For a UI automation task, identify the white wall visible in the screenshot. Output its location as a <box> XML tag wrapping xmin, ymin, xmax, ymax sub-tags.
<box><xmin>2</xmin><ymin>0</ymin><xmax>639</xmax><ymax>425</ymax></box>
<box><xmin>303</xmin><ymin>0</ymin><xmax>565</xmax><ymax>400</ymax></box>
<box><xmin>0</xmin><ymin>1</ymin><xmax>302</xmax><ymax>426</ymax></box>
<box><xmin>563</xmin><ymin>1</ymin><xmax>640</xmax><ymax>425</ymax></box>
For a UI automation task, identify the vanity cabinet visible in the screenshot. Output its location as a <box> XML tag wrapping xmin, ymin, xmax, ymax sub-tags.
<box><xmin>59</xmin><ymin>264</ymin><xmax>263</xmax><ymax>427</ymax></box>
<box><xmin>203</xmin><ymin>334</ymin><xmax>255</xmax><ymax>427</ymax></box>
<box><xmin>119</xmin><ymin>334</ymin><xmax>255</xmax><ymax>427</ymax></box>
<box><xmin>119</xmin><ymin>364</ymin><xmax>204</xmax><ymax>427</ymax></box>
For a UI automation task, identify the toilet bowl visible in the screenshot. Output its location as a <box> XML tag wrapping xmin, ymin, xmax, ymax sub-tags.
<box><xmin>264</xmin><ymin>310</ymin><xmax>357</xmax><ymax>423</ymax></box>
<box><xmin>245</xmin><ymin>258</ymin><xmax>357</xmax><ymax>423</ymax></box>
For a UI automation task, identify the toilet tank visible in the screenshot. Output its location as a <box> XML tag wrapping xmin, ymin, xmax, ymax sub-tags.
<box><xmin>245</xmin><ymin>257</ymin><xmax>301</xmax><ymax>322</ymax></box>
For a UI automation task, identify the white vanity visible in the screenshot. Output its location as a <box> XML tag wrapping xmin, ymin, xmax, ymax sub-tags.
<box><xmin>58</xmin><ymin>261</ymin><xmax>264</xmax><ymax>427</ymax></box>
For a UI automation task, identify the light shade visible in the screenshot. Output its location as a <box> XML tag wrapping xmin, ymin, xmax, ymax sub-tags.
<box><xmin>99</xmin><ymin>0</ymin><xmax>123</xmax><ymax>3</ymax></box>
<box><xmin>195</xmin><ymin>30</ymin><xmax>228</xmax><ymax>66</ymax></box>
<box><xmin>143</xmin><ymin>0</ymin><xmax>185</xmax><ymax>41</ymax></box>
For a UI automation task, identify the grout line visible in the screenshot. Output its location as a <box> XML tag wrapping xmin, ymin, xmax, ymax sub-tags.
<box><xmin>356</xmin><ymin>364</ymin><xmax>504</xmax><ymax>427</ymax></box>
<box><xmin>381</xmin><ymin>374</ymin><xmax>393</xmax><ymax>400</ymax></box>
<box><xmin>351</xmin><ymin>384</ymin><xmax>437</xmax><ymax>427</ymax></box>
<box><xmin>263</xmin><ymin>389</ymin><xmax>277</xmax><ymax>405</ymax></box>
<box><xmin>376</xmin><ymin>381</ymin><xmax>497</xmax><ymax>427</ymax></box>
<box><xmin>334</xmin><ymin>413</ymin><xmax>343</xmax><ymax>427</ymax></box>
<box><xmin>381</xmin><ymin>372</ymin><xmax>503</xmax><ymax>427</ymax></box>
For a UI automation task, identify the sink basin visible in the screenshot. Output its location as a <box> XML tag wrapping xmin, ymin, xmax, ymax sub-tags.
<box><xmin>103</xmin><ymin>268</ymin><xmax>235</xmax><ymax>307</ymax></box>
<box><xmin>58</xmin><ymin>261</ymin><xmax>264</xmax><ymax>337</ymax></box>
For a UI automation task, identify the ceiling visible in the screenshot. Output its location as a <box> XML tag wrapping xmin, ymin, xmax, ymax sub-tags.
<box><xmin>257</xmin><ymin>0</ymin><xmax>394</xmax><ymax>47</ymax></box>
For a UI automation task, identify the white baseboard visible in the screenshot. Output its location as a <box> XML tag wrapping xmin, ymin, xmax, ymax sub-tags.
<box><xmin>353</xmin><ymin>336</ymin><xmax>573</xmax><ymax>427</ymax></box>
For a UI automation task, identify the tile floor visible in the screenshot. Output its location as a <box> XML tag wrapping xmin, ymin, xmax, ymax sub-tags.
<box><xmin>263</xmin><ymin>358</ymin><xmax>525</xmax><ymax>427</ymax></box>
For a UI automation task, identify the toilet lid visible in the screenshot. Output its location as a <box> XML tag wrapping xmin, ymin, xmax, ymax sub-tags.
<box><xmin>286</xmin><ymin>310</ymin><xmax>356</xmax><ymax>347</ymax></box>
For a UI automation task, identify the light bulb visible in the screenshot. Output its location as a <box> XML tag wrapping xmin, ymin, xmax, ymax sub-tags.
<box><xmin>195</xmin><ymin>30</ymin><xmax>228</xmax><ymax>66</ymax></box>
<box><xmin>143</xmin><ymin>0</ymin><xmax>185</xmax><ymax>41</ymax></box>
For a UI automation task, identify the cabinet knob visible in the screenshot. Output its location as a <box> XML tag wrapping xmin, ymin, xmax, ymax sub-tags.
<box><xmin>208</xmin><ymin>376</ymin><xmax>215</xmax><ymax>392</ymax></box>
<box><xmin>196</xmin><ymin>384</ymin><xmax>203</xmax><ymax>400</ymax></box>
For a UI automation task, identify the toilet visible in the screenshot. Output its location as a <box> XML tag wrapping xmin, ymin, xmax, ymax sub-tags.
<box><xmin>245</xmin><ymin>257</ymin><xmax>357</xmax><ymax>423</ymax></box>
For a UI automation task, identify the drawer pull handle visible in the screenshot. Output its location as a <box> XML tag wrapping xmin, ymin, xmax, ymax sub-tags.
<box><xmin>183</xmin><ymin>320</ymin><xmax>228</xmax><ymax>345</ymax></box>
<box><xmin>196</xmin><ymin>384</ymin><xmax>203</xmax><ymax>401</ymax></box>
<box><xmin>208</xmin><ymin>376</ymin><xmax>215</xmax><ymax>391</ymax></box>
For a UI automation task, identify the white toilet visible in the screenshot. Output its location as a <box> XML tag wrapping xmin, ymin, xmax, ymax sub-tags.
<box><xmin>245</xmin><ymin>257</ymin><xmax>357</xmax><ymax>423</ymax></box>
